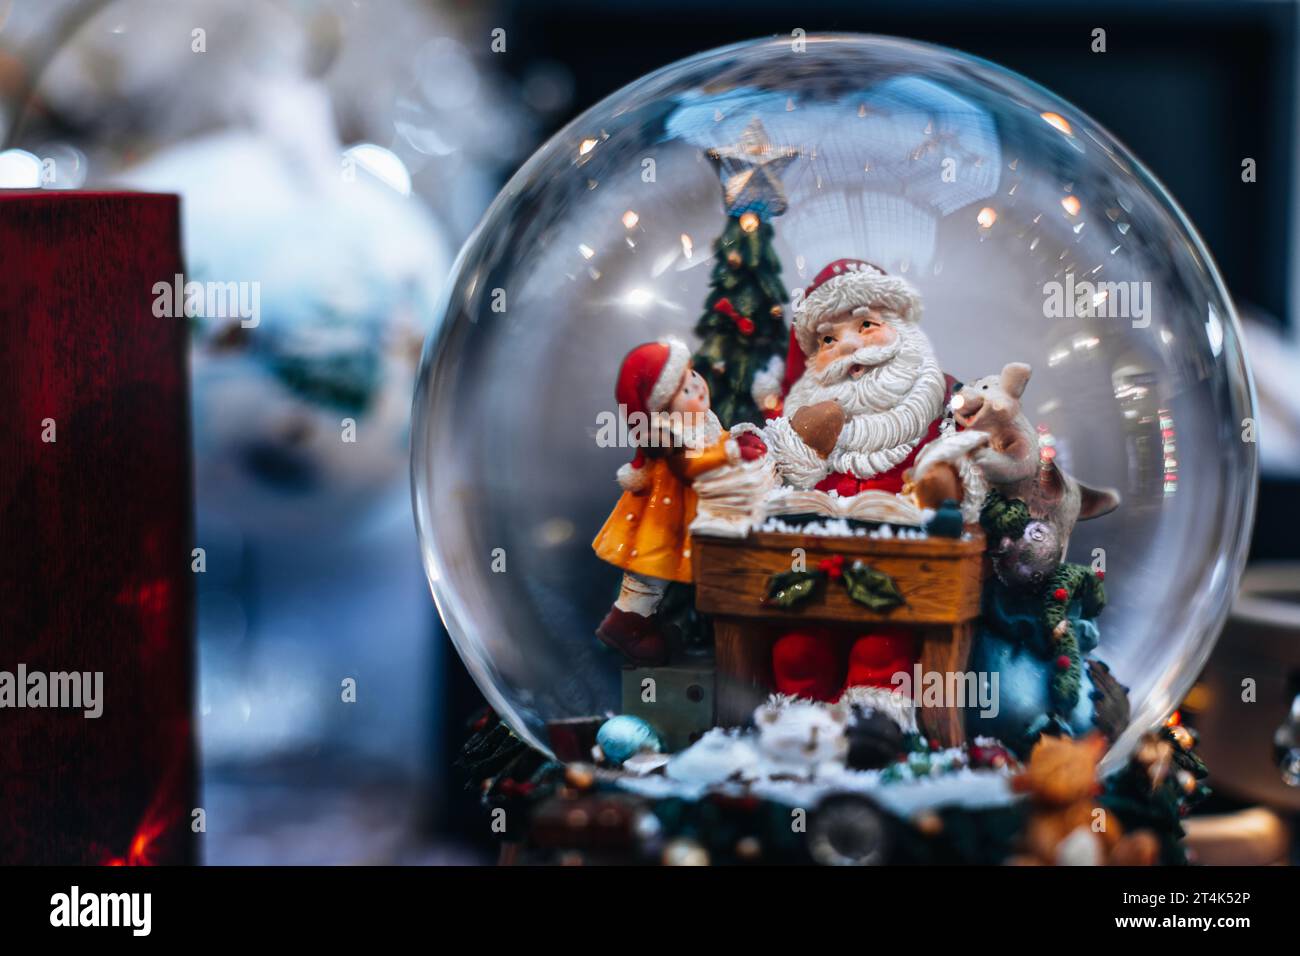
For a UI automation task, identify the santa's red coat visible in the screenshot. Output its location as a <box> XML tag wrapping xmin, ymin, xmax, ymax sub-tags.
<box><xmin>769</xmin><ymin>338</ymin><xmax>958</xmax><ymax>702</ymax></box>
<box><xmin>812</xmin><ymin>373</ymin><xmax>956</xmax><ymax>497</ymax></box>
<box><xmin>790</xmin><ymin>369</ymin><xmax>956</xmax><ymax>496</ymax></box>
<box><xmin>774</xmin><ymin>327</ymin><xmax>955</xmax><ymax>496</ymax></box>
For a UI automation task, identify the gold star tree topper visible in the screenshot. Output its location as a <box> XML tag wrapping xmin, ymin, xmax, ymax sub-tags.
<box><xmin>707</xmin><ymin>118</ymin><xmax>799</xmax><ymax>219</ymax></box>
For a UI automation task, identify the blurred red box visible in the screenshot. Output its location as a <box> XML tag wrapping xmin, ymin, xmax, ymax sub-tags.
<box><xmin>0</xmin><ymin>191</ymin><xmax>197</xmax><ymax>864</ymax></box>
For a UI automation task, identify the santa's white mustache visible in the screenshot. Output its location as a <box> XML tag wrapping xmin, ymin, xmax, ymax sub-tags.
<box><xmin>814</xmin><ymin>341</ymin><xmax>902</xmax><ymax>384</ymax></box>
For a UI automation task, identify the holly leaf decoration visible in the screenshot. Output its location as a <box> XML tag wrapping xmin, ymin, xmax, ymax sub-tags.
<box><xmin>842</xmin><ymin>562</ymin><xmax>905</xmax><ymax>612</ymax></box>
<box><xmin>764</xmin><ymin>570</ymin><xmax>824</xmax><ymax>608</ymax></box>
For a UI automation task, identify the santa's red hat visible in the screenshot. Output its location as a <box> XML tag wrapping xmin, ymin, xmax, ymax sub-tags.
<box><xmin>614</xmin><ymin>337</ymin><xmax>691</xmax><ymax>491</ymax></box>
<box><xmin>783</xmin><ymin>259</ymin><xmax>923</xmax><ymax>393</ymax></box>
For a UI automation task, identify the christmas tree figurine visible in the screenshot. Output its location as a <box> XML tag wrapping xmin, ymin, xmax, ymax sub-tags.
<box><xmin>693</xmin><ymin>119</ymin><xmax>798</xmax><ymax>428</ymax></box>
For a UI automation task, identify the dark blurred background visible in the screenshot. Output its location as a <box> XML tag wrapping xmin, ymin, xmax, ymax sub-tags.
<box><xmin>2</xmin><ymin>0</ymin><xmax>1298</xmax><ymax>863</ymax></box>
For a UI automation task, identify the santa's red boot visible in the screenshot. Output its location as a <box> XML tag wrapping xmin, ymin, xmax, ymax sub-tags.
<box><xmin>596</xmin><ymin>606</ymin><xmax>667</xmax><ymax>666</ymax></box>
<box><xmin>771</xmin><ymin>631</ymin><xmax>843</xmax><ymax>701</ymax></box>
<box><xmin>835</xmin><ymin>628</ymin><xmax>921</xmax><ymax>737</ymax></box>
<box><xmin>842</xmin><ymin>628</ymin><xmax>918</xmax><ymax>690</ymax></box>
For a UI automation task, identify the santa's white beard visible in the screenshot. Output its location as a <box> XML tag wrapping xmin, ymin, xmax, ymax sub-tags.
<box><xmin>784</xmin><ymin>322</ymin><xmax>946</xmax><ymax>478</ymax></box>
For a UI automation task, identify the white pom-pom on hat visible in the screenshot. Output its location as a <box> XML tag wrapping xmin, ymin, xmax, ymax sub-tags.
<box><xmin>616</xmin><ymin>460</ymin><xmax>651</xmax><ymax>492</ymax></box>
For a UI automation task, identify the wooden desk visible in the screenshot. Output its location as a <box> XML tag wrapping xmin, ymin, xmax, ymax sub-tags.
<box><xmin>693</xmin><ymin>528</ymin><xmax>985</xmax><ymax>747</ymax></box>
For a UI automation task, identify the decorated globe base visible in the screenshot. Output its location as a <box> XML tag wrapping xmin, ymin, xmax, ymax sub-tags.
<box><xmin>460</xmin><ymin>709</ymin><xmax>1207</xmax><ymax>866</ymax></box>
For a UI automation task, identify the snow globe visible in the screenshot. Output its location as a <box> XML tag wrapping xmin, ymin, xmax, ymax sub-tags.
<box><xmin>413</xmin><ymin>35</ymin><xmax>1255</xmax><ymax>864</ymax></box>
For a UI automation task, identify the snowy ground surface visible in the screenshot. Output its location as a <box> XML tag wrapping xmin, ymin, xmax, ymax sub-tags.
<box><xmin>609</xmin><ymin>725</ymin><xmax>1019</xmax><ymax>816</ymax></box>
<box><xmin>614</xmin><ymin>765</ymin><xmax>1017</xmax><ymax>815</ymax></box>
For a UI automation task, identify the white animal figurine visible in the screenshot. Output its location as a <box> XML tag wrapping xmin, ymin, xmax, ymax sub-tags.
<box><xmin>915</xmin><ymin>362</ymin><xmax>1119</xmax><ymax>549</ymax></box>
<box><xmin>753</xmin><ymin>700</ymin><xmax>850</xmax><ymax>780</ymax></box>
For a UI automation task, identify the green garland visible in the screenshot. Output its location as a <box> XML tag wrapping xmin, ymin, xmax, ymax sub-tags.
<box><xmin>1042</xmin><ymin>563</ymin><xmax>1106</xmax><ymax>715</ymax></box>
<box><xmin>979</xmin><ymin>490</ymin><xmax>1107</xmax><ymax>718</ymax></box>
<box><xmin>978</xmin><ymin>489</ymin><xmax>1030</xmax><ymax>540</ymax></box>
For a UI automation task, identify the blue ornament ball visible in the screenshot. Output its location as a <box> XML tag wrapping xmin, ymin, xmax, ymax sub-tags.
<box><xmin>596</xmin><ymin>715</ymin><xmax>663</xmax><ymax>766</ymax></box>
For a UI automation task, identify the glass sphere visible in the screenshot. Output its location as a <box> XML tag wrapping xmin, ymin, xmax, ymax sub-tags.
<box><xmin>412</xmin><ymin>35</ymin><xmax>1256</xmax><ymax>769</ymax></box>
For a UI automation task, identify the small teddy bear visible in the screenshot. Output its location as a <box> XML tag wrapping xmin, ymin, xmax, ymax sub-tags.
<box><xmin>991</xmin><ymin>517</ymin><xmax>1064</xmax><ymax>590</ymax></box>
<box><xmin>951</xmin><ymin>362</ymin><xmax>1119</xmax><ymax>551</ymax></box>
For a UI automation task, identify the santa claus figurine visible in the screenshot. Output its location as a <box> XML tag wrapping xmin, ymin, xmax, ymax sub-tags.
<box><xmin>762</xmin><ymin>259</ymin><xmax>959</xmax><ymax>703</ymax></box>
<box><xmin>593</xmin><ymin>337</ymin><xmax>766</xmax><ymax>665</ymax></box>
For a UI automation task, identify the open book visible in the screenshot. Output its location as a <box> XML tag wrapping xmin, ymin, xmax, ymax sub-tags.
<box><xmin>690</xmin><ymin>426</ymin><xmax>992</xmax><ymax>539</ymax></box>
<box><xmin>690</xmin><ymin>459</ymin><xmax>927</xmax><ymax>538</ymax></box>
<box><xmin>763</xmin><ymin>486</ymin><xmax>927</xmax><ymax>526</ymax></box>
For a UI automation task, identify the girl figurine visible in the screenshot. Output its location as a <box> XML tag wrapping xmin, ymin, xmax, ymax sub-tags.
<box><xmin>593</xmin><ymin>337</ymin><xmax>766</xmax><ymax>664</ymax></box>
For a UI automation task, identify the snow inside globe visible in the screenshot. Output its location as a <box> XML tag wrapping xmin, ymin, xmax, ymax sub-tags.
<box><xmin>412</xmin><ymin>34</ymin><xmax>1257</xmax><ymax>798</ymax></box>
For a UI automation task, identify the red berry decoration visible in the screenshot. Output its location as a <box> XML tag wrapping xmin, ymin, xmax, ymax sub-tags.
<box><xmin>1053</xmin><ymin>587</ymin><xmax>1069</xmax><ymax>602</ymax></box>
<box><xmin>818</xmin><ymin>554</ymin><xmax>846</xmax><ymax>579</ymax></box>
<box><xmin>1095</xmin><ymin>570</ymin><xmax>1105</xmax><ymax>581</ymax></box>
<box><xmin>713</xmin><ymin>296</ymin><xmax>755</xmax><ymax>335</ymax></box>
<box><xmin>1055</xmin><ymin>654</ymin><xmax>1071</xmax><ymax>670</ymax></box>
